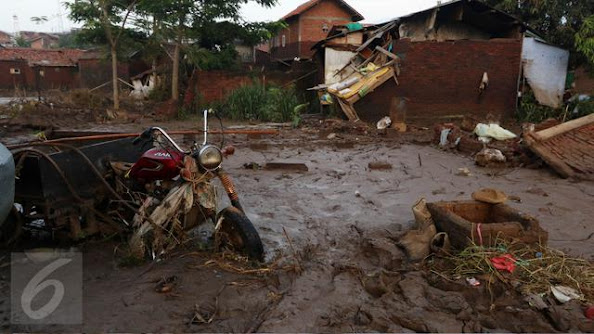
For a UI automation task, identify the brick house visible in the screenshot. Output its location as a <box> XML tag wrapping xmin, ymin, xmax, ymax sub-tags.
<box><xmin>270</xmin><ymin>0</ymin><xmax>363</xmax><ymax>61</ymax></box>
<box><xmin>0</xmin><ymin>48</ymin><xmax>84</xmax><ymax>90</ymax></box>
<box><xmin>312</xmin><ymin>0</ymin><xmax>569</xmax><ymax>123</ymax></box>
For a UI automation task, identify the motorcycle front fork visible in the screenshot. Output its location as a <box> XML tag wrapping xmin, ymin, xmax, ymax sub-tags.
<box><xmin>216</xmin><ymin>169</ymin><xmax>244</xmax><ymax>212</ymax></box>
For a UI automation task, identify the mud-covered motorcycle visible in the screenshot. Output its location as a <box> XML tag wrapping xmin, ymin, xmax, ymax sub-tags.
<box><xmin>109</xmin><ymin>110</ymin><xmax>264</xmax><ymax>261</ymax></box>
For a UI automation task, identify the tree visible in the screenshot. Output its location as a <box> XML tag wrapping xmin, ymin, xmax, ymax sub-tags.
<box><xmin>14</xmin><ymin>36</ymin><xmax>31</xmax><ymax>47</ymax></box>
<box><xmin>30</xmin><ymin>16</ymin><xmax>49</xmax><ymax>25</ymax></box>
<box><xmin>136</xmin><ymin>0</ymin><xmax>279</xmax><ymax>102</ymax></box>
<box><xmin>67</xmin><ymin>0</ymin><xmax>139</xmax><ymax>110</ymax></box>
<box><xmin>484</xmin><ymin>0</ymin><xmax>594</xmax><ymax>64</ymax></box>
<box><xmin>576</xmin><ymin>16</ymin><xmax>594</xmax><ymax>66</ymax></box>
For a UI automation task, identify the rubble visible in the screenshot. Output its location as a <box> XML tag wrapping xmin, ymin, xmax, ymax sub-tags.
<box><xmin>524</xmin><ymin>113</ymin><xmax>594</xmax><ymax>180</ymax></box>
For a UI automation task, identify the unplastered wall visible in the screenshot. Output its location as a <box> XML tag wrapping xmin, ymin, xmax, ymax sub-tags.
<box><xmin>355</xmin><ymin>38</ymin><xmax>523</xmax><ymax>124</ymax></box>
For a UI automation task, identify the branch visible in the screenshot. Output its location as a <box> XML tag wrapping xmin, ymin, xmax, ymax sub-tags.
<box><xmin>115</xmin><ymin>0</ymin><xmax>139</xmax><ymax>42</ymax></box>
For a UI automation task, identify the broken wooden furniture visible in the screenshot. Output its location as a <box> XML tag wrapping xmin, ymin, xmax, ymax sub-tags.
<box><xmin>426</xmin><ymin>200</ymin><xmax>548</xmax><ymax>249</ymax></box>
<box><xmin>524</xmin><ymin>113</ymin><xmax>594</xmax><ymax>180</ymax></box>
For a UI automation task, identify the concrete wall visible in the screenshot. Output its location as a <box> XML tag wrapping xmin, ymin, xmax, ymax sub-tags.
<box><xmin>0</xmin><ymin>60</ymin><xmax>79</xmax><ymax>90</ymax></box>
<box><xmin>355</xmin><ymin>38</ymin><xmax>523</xmax><ymax>124</ymax></box>
<box><xmin>521</xmin><ymin>37</ymin><xmax>569</xmax><ymax>108</ymax></box>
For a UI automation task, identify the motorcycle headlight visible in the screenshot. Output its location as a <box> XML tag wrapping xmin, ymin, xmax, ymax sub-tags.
<box><xmin>198</xmin><ymin>145</ymin><xmax>223</xmax><ymax>171</ymax></box>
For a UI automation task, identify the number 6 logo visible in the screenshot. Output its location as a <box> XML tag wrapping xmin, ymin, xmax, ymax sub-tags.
<box><xmin>20</xmin><ymin>258</ymin><xmax>72</xmax><ymax>320</ymax></box>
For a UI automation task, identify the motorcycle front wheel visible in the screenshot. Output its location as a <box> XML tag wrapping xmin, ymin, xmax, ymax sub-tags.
<box><xmin>216</xmin><ymin>206</ymin><xmax>264</xmax><ymax>262</ymax></box>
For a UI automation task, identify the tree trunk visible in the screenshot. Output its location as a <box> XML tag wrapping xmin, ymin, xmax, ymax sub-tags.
<box><xmin>110</xmin><ymin>46</ymin><xmax>120</xmax><ymax>110</ymax></box>
<box><xmin>171</xmin><ymin>41</ymin><xmax>181</xmax><ymax>102</ymax></box>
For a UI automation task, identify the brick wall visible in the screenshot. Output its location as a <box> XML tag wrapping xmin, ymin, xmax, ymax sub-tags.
<box><xmin>0</xmin><ymin>60</ymin><xmax>29</xmax><ymax>89</ymax></box>
<box><xmin>355</xmin><ymin>38</ymin><xmax>523</xmax><ymax>124</ymax></box>
<box><xmin>195</xmin><ymin>67</ymin><xmax>318</xmax><ymax>104</ymax></box>
<box><xmin>299</xmin><ymin>0</ymin><xmax>353</xmax><ymax>58</ymax></box>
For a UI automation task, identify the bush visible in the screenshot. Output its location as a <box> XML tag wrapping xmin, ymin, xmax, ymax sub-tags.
<box><xmin>518</xmin><ymin>91</ymin><xmax>594</xmax><ymax>123</ymax></box>
<box><xmin>217</xmin><ymin>82</ymin><xmax>303</xmax><ymax>123</ymax></box>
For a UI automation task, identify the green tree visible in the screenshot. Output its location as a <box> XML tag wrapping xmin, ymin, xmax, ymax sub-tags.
<box><xmin>67</xmin><ymin>0</ymin><xmax>140</xmax><ymax>110</ymax></box>
<box><xmin>576</xmin><ymin>15</ymin><xmax>594</xmax><ymax>66</ymax></box>
<box><xmin>136</xmin><ymin>0</ymin><xmax>279</xmax><ymax>102</ymax></box>
<box><xmin>30</xmin><ymin>16</ymin><xmax>49</xmax><ymax>25</ymax></box>
<box><xmin>14</xmin><ymin>36</ymin><xmax>31</xmax><ymax>47</ymax></box>
<box><xmin>484</xmin><ymin>0</ymin><xmax>594</xmax><ymax>64</ymax></box>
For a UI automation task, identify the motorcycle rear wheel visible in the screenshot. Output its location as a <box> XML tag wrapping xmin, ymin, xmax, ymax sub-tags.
<box><xmin>216</xmin><ymin>206</ymin><xmax>264</xmax><ymax>262</ymax></box>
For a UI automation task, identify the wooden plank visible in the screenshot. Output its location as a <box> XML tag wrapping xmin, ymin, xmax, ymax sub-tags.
<box><xmin>533</xmin><ymin>113</ymin><xmax>594</xmax><ymax>141</ymax></box>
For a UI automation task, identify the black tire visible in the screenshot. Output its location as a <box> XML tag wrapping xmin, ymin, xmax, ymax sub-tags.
<box><xmin>216</xmin><ymin>206</ymin><xmax>264</xmax><ymax>261</ymax></box>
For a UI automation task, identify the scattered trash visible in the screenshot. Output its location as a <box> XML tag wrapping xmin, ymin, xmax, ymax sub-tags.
<box><xmin>439</xmin><ymin>128</ymin><xmax>452</xmax><ymax>147</ymax></box>
<box><xmin>376</xmin><ymin>116</ymin><xmax>392</xmax><ymax>130</ymax></box>
<box><xmin>355</xmin><ymin>190</ymin><xmax>361</xmax><ymax>197</ymax></box>
<box><xmin>475</xmin><ymin>148</ymin><xmax>506</xmax><ymax>167</ymax></box>
<box><xmin>243</xmin><ymin>162</ymin><xmax>262</xmax><ymax>170</ymax></box>
<box><xmin>471</xmin><ymin>188</ymin><xmax>507</xmax><ymax>204</ymax></box>
<box><xmin>491</xmin><ymin>254</ymin><xmax>517</xmax><ymax>273</ymax></box>
<box><xmin>474</xmin><ymin>123</ymin><xmax>517</xmax><ymax>141</ymax></box>
<box><xmin>327</xmin><ymin>133</ymin><xmax>337</xmax><ymax>140</ymax></box>
<box><xmin>551</xmin><ymin>285</ymin><xmax>583</xmax><ymax>304</ymax></box>
<box><xmin>155</xmin><ymin>275</ymin><xmax>179</xmax><ymax>293</ymax></box>
<box><xmin>456</xmin><ymin>167</ymin><xmax>472</xmax><ymax>176</ymax></box>
<box><xmin>586</xmin><ymin>306</ymin><xmax>594</xmax><ymax>320</ymax></box>
<box><xmin>265</xmin><ymin>162</ymin><xmax>309</xmax><ymax>172</ymax></box>
<box><xmin>524</xmin><ymin>294</ymin><xmax>548</xmax><ymax>310</ymax></box>
<box><xmin>430</xmin><ymin>232</ymin><xmax>451</xmax><ymax>254</ymax></box>
<box><xmin>466</xmin><ymin>277</ymin><xmax>481</xmax><ymax>287</ymax></box>
<box><xmin>368</xmin><ymin>161</ymin><xmax>392</xmax><ymax>170</ymax></box>
<box><xmin>526</xmin><ymin>187</ymin><xmax>549</xmax><ymax>197</ymax></box>
<box><xmin>398</xmin><ymin>198</ymin><xmax>437</xmax><ymax>261</ymax></box>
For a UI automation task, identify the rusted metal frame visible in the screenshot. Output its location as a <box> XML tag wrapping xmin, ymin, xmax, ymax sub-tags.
<box><xmin>12</xmin><ymin>149</ymin><xmax>123</xmax><ymax>231</ymax></box>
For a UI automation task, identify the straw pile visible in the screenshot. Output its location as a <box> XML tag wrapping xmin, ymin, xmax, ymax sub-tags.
<box><xmin>434</xmin><ymin>241</ymin><xmax>594</xmax><ymax>302</ymax></box>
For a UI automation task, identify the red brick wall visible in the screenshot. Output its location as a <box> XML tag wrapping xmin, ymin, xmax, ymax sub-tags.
<box><xmin>355</xmin><ymin>39</ymin><xmax>522</xmax><ymax>124</ymax></box>
<box><xmin>195</xmin><ymin>68</ymin><xmax>317</xmax><ymax>104</ymax></box>
<box><xmin>299</xmin><ymin>0</ymin><xmax>353</xmax><ymax>58</ymax></box>
<box><xmin>0</xmin><ymin>60</ymin><xmax>29</xmax><ymax>89</ymax></box>
<box><xmin>271</xmin><ymin>0</ymin><xmax>355</xmax><ymax>60</ymax></box>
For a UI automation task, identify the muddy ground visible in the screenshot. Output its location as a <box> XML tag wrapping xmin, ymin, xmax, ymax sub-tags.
<box><xmin>0</xmin><ymin>112</ymin><xmax>593</xmax><ymax>332</ymax></box>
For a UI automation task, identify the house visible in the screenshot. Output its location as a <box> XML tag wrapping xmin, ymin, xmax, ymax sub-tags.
<box><xmin>0</xmin><ymin>48</ymin><xmax>84</xmax><ymax>90</ymax></box>
<box><xmin>270</xmin><ymin>0</ymin><xmax>364</xmax><ymax>61</ymax></box>
<box><xmin>29</xmin><ymin>35</ymin><xmax>60</xmax><ymax>49</ymax></box>
<box><xmin>0</xmin><ymin>31</ymin><xmax>13</xmax><ymax>47</ymax></box>
<box><xmin>312</xmin><ymin>0</ymin><xmax>569</xmax><ymax>124</ymax></box>
<box><xmin>19</xmin><ymin>31</ymin><xmax>60</xmax><ymax>49</ymax></box>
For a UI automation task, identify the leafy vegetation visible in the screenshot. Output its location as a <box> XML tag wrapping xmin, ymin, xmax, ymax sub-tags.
<box><xmin>518</xmin><ymin>91</ymin><xmax>594</xmax><ymax>123</ymax></box>
<box><xmin>484</xmin><ymin>0</ymin><xmax>594</xmax><ymax>66</ymax></box>
<box><xmin>576</xmin><ymin>15</ymin><xmax>594</xmax><ymax>67</ymax></box>
<box><xmin>215</xmin><ymin>82</ymin><xmax>304</xmax><ymax>123</ymax></box>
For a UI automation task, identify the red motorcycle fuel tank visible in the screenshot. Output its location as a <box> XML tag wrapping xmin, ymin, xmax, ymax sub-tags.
<box><xmin>128</xmin><ymin>148</ymin><xmax>185</xmax><ymax>181</ymax></box>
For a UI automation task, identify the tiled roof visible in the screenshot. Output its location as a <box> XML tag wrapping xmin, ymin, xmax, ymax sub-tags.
<box><xmin>0</xmin><ymin>48</ymin><xmax>85</xmax><ymax>67</ymax></box>
<box><xmin>282</xmin><ymin>0</ymin><xmax>364</xmax><ymax>21</ymax></box>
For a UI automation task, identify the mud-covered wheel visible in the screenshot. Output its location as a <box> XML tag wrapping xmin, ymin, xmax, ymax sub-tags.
<box><xmin>216</xmin><ymin>206</ymin><xmax>264</xmax><ymax>261</ymax></box>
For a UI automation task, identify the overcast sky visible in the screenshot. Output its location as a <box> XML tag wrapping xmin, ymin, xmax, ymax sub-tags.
<box><xmin>0</xmin><ymin>0</ymin><xmax>440</xmax><ymax>34</ymax></box>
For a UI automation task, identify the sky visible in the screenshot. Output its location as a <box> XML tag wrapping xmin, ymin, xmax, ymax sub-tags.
<box><xmin>0</xmin><ymin>0</ymin><xmax>440</xmax><ymax>34</ymax></box>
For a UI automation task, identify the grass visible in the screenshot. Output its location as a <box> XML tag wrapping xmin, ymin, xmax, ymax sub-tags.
<box><xmin>214</xmin><ymin>81</ymin><xmax>305</xmax><ymax>124</ymax></box>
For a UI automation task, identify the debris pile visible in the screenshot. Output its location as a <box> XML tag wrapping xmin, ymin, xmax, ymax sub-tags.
<box><xmin>310</xmin><ymin>22</ymin><xmax>401</xmax><ymax>122</ymax></box>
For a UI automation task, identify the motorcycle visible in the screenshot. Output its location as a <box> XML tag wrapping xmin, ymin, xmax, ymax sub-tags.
<box><xmin>109</xmin><ymin>110</ymin><xmax>264</xmax><ymax>261</ymax></box>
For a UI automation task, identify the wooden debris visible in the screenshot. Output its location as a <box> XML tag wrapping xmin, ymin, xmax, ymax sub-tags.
<box><xmin>524</xmin><ymin>113</ymin><xmax>594</xmax><ymax>180</ymax></box>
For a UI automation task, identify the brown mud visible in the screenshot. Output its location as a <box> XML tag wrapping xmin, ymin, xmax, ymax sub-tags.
<box><xmin>0</xmin><ymin>118</ymin><xmax>593</xmax><ymax>332</ymax></box>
